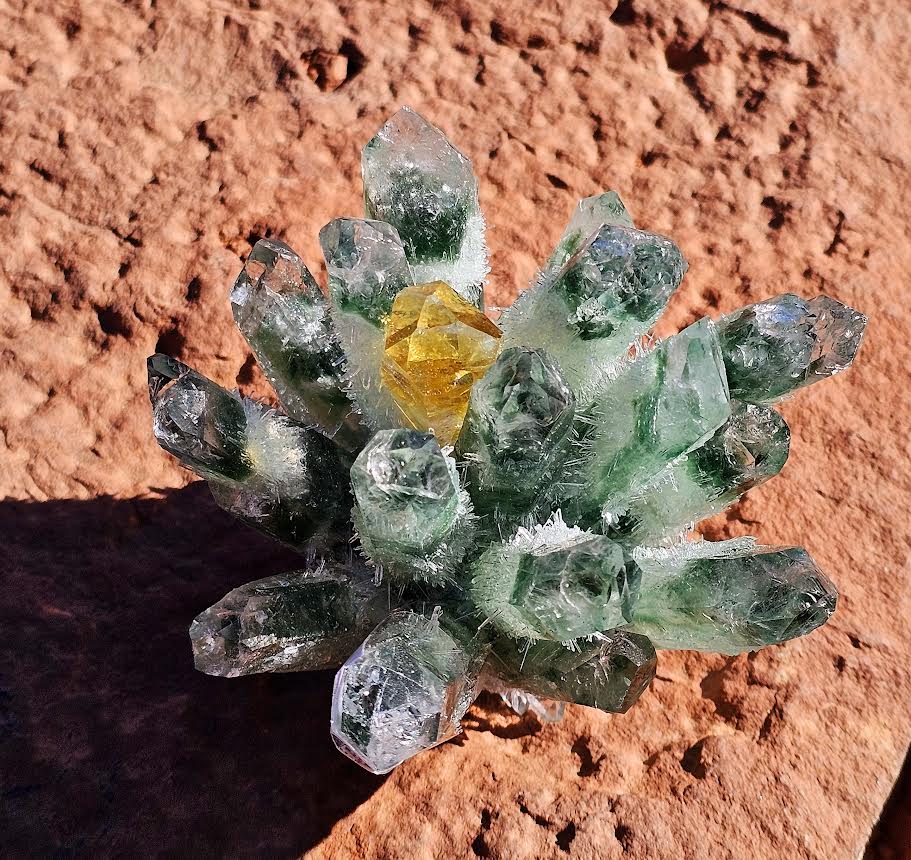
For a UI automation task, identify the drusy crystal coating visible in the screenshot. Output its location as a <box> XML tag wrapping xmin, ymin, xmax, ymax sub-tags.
<box><xmin>147</xmin><ymin>108</ymin><xmax>867</xmax><ymax>775</ymax></box>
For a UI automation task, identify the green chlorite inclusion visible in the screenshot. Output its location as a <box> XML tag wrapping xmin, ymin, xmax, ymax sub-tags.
<box><xmin>147</xmin><ymin>107</ymin><xmax>868</xmax><ymax>775</ymax></box>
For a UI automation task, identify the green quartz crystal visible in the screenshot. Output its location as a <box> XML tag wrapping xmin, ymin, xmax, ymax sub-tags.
<box><xmin>626</xmin><ymin>541</ymin><xmax>837</xmax><ymax>653</ymax></box>
<box><xmin>331</xmin><ymin>609</ymin><xmax>488</xmax><ymax>774</ymax></box>
<box><xmin>148</xmin><ymin>354</ymin><xmax>349</xmax><ymax>550</ymax></box>
<box><xmin>457</xmin><ymin>346</ymin><xmax>575</xmax><ymax>520</ymax></box>
<box><xmin>231</xmin><ymin>238</ymin><xmax>365</xmax><ymax>451</ymax></box>
<box><xmin>487</xmin><ymin>630</ymin><xmax>656</xmax><ymax>713</ymax></box>
<box><xmin>500</xmin><ymin>222</ymin><xmax>687</xmax><ymax>393</ymax></box>
<box><xmin>606</xmin><ymin>402</ymin><xmax>790</xmax><ymax>544</ymax></box>
<box><xmin>716</xmin><ymin>293</ymin><xmax>867</xmax><ymax>402</ymax></box>
<box><xmin>563</xmin><ymin>317</ymin><xmax>731</xmax><ymax>527</ymax></box>
<box><xmin>319</xmin><ymin>218</ymin><xmax>414</xmax><ymax>429</ymax></box>
<box><xmin>545</xmin><ymin>191</ymin><xmax>636</xmax><ymax>275</ymax></box>
<box><xmin>350</xmin><ymin>429</ymin><xmax>475</xmax><ymax>584</ymax></box>
<box><xmin>362</xmin><ymin>107</ymin><xmax>487</xmax><ymax>306</ymax></box>
<box><xmin>190</xmin><ymin>561</ymin><xmax>387</xmax><ymax>676</ymax></box>
<box><xmin>471</xmin><ymin>524</ymin><xmax>638</xmax><ymax>641</ymax></box>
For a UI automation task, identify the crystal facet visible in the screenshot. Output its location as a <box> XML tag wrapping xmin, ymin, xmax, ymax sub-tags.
<box><xmin>231</xmin><ymin>238</ymin><xmax>365</xmax><ymax>450</ymax></box>
<box><xmin>501</xmin><ymin>222</ymin><xmax>686</xmax><ymax>392</ymax></box>
<box><xmin>190</xmin><ymin>562</ymin><xmax>386</xmax><ymax>676</ymax></box>
<box><xmin>319</xmin><ymin>218</ymin><xmax>414</xmax><ymax>429</ymax></box>
<box><xmin>717</xmin><ymin>293</ymin><xmax>867</xmax><ymax>402</ymax></box>
<box><xmin>471</xmin><ymin>521</ymin><xmax>636</xmax><ymax>641</ymax></box>
<box><xmin>351</xmin><ymin>429</ymin><xmax>475</xmax><ymax>583</ymax></box>
<box><xmin>362</xmin><ymin>107</ymin><xmax>487</xmax><ymax>305</ymax></box>
<box><xmin>381</xmin><ymin>281</ymin><xmax>502</xmax><ymax>445</ymax></box>
<box><xmin>564</xmin><ymin>318</ymin><xmax>731</xmax><ymax>526</ymax></box>
<box><xmin>627</xmin><ymin>542</ymin><xmax>837</xmax><ymax>653</ymax></box>
<box><xmin>458</xmin><ymin>346</ymin><xmax>575</xmax><ymax>519</ymax></box>
<box><xmin>331</xmin><ymin>610</ymin><xmax>486</xmax><ymax>774</ymax></box>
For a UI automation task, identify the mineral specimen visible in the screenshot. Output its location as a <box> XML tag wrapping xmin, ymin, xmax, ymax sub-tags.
<box><xmin>148</xmin><ymin>108</ymin><xmax>867</xmax><ymax>775</ymax></box>
<box><xmin>148</xmin><ymin>354</ymin><xmax>349</xmax><ymax>550</ymax></box>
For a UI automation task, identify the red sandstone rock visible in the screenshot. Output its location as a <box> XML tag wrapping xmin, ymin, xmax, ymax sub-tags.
<box><xmin>1</xmin><ymin>1</ymin><xmax>909</xmax><ymax>858</ymax></box>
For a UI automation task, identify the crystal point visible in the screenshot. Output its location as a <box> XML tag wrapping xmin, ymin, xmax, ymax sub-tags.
<box><xmin>546</xmin><ymin>191</ymin><xmax>636</xmax><ymax>274</ymax></box>
<box><xmin>381</xmin><ymin>281</ymin><xmax>501</xmax><ymax>445</ymax></box>
<box><xmin>362</xmin><ymin>107</ymin><xmax>487</xmax><ymax>305</ymax></box>
<box><xmin>231</xmin><ymin>238</ymin><xmax>365</xmax><ymax>449</ymax></box>
<box><xmin>608</xmin><ymin>402</ymin><xmax>790</xmax><ymax>543</ymax></box>
<box><xmin>471</xmin><ymin>519</ymin><xmax>637</xmax><ymax>641</ymax></box>
<box><xmin>458</xmin><ymin>346</ymin><xmax>575</xmax><ymax>518</ymax></box>
<box><xmin>331</xmin><ymin>610</ymin><xmax>486</xmax><ymax>774</ymax></box>
<box><xmin>320</xmin><ymin>217</ymin><xmax>414</xmax><ymax>429</ymax></box>
<box><xmin>628</xmin><ymin>543</ymin><xmax>837</xmax><ymax>653</ymax></box>
<box><xmin>488</xmin><ymin>630</ymin><xmax>657</xmax><ymax>713</ymax></box>
<box><xmin>501</xmin><ymin>222</ymin><xmax>686</xmax><ymax>392</ymax></box>
<box><xmin>563</xmin><ymin>318</ymin><xmax>731</xmax><ymax>526</ymax></box>
<box><xmin>351</xmin><ymin>429</ymin><xmax>475</xmax><ymax>583</ymax></box>
<box><xmin>190</xmin><ymin>562</ymin><xmax>386</xmax><ymax>676</ymax></box>
<box><xmin>717</xmin><ymin>293</ymin><xmax>867</xmax><ymax>402</ymax></box>
<box><xmin>148</xmin><ymin>355</ymin><xmax>349</xmax><ymax>549</ymax></box>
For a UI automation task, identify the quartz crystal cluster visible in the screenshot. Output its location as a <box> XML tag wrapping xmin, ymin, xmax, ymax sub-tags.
<box><xmin>148</xmin><ymin>108</ymin><xmax>867</xmax><ymax>774</ymax></box>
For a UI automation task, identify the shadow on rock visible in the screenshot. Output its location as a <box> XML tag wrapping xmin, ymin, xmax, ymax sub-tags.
<box><xmin>0</xmin><ymin>483</ymin><xmax>386</xmax><ymax>858</ymax></box>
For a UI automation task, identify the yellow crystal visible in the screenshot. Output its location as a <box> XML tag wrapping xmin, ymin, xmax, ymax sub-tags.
<box><xmin>381</xmin><ymin>281</ymin><xmax>502</xmax><ymax>445</ymax></box>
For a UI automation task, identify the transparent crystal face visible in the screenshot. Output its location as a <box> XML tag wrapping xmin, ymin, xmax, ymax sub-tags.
<box><xmin>351</xmin><ymin>429</ymin><xmax>460</xmax><ymax>551</ymax></box>
<box><xmin>629</xmin><ymin>546</ymin><xmax>838</xmax><ymax>653</ymax></box>
<box><xmin>363</xmin><ymin>107</ymin><xmax>476</xmax><ymax>264</ymax></box>
<box><xmin>511</xmin><ymin>535</ymin><xmax>631</xmax><ymax>641</ymax></box>
<box><xmin>320</xmin><ymin>217</ymin><xmax>413</xmax><ymax>326</ymax></box>
<box><xmin>471</xmin><ymin>346</ymin><xmax>574</xmax><ymax>466</ymax></box>
<box><xmin>554</xmin><ymin>225</ymin><xmax>687</xmax><ymax>340</ymax></box>
<box><xmin>189</xmin><ymin>567</ymin><xmax>383</xmax><ymax>677</ymax></box>
<box><xmin>330</xmin><ymin>610</ymin><xmax>479</xmax><ymax>774</ymax></box>
<box><xmin>717</xmin><ymin>293</ymin><xmax>867</xmax><ymax>402</ymax></box>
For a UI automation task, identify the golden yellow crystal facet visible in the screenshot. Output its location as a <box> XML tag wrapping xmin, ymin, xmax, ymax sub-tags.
<box><xmin>381</xmin><ymin>281</ymin><xmax>502</xmax><ymax>445</ymax></box>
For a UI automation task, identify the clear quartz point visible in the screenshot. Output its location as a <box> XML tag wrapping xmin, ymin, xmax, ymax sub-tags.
<box><xmin>350</xmin><ymin>429</ymin><xmax>475</xmax><ymax>584</ymax></box>
<box><xmin>331</xmin><ymin>610</ymin><xmax>487</xmax><ymax>774</ymax></box>
<box><xmin>627</xmin><ymin>542</ymin><xmax>837</xmax><ymax>653</ymax></box>
<box><xmin>716</xmin><ymin>293</ymin><xmax>867</xmax><ymax>402</ymax></box>
<box><xmin>501</xmin><ymin>222</ymin><xmax>686</xmax><ymax>393</ymax></box>
<box><xmin>190</xmin><ymin>561</ymin><xmax>386</xmax><ymax>676</ymax></box>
